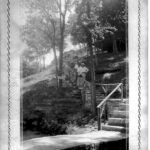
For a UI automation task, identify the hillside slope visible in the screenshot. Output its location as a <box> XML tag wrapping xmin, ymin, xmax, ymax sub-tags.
<box><xmin>22</xmin><ymin>51</ymin><xmax>128</xmax><ymax>140</ymax></box>
<box><xmin>22</xmin><ymin>51</ymin><xmax>128</xmax><ymax>93</ymax></box>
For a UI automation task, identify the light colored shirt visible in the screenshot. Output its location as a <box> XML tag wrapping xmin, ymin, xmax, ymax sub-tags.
<box><xmin>74</xmin><ymin>64</ymin><xmax>79</xmax><ymax>70</ymax></box>
<box><xmin>75</xmin><ymin>66</ymin><xmax>89</xmax><ymax>75</ymax></box>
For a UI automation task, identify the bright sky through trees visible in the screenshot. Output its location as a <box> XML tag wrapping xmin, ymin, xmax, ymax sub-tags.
<box><xmin>19</xmin><ymin>2</ymin><xmax>78</xmax><ymax>66</ymax></box>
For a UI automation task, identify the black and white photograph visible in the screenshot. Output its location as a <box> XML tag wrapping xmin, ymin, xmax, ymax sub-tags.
<box><xmin>0</xmin><ymin>0</ymin><xmax>148</xmax><ymax>150</ymax></box>
<box><xmin>21</xmin><ymin>0</ymin><xmax>129</xmax><ymax>149</ymax></box>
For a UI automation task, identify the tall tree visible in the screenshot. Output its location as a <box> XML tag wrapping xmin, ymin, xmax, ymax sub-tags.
<box><xmin>21</xmin><ymin>14</ymin><xmax>60</xmax><ymax>85</ymax></box>
<box><xmin>71</xmin><ymin>0</ymin><xmax>127</xmax><ymax>54</ymax></box>
<box><xmin>55</xmin><ymin>0</ymin><xmax>74</xmax><ymax>88</ymax></box>
<box><xmin>22</xmin><ymin>0</ymin><xmax>74</xmax><ymax>88</ymax></box>
<box><xmin>69</xmin><ymin>0</ymin><xmax>116</xmax><ymax>115</ymax></box>
<box><xmin>22</xmin><ymin>0</ymin><xmax>60</xmax><ymax>86</ymax></box>
<box><xmin>100</xmin><ymin>0</ymin><xmax>127</xmax><ymax>53</ymax></box>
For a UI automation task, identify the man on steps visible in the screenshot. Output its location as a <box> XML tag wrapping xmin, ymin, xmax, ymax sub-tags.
<box><xmin>75</xmin><ymin>62</ymin><xmax>89</xmax><ymax>90</ymax></box>
<box><xmin>75</xmin><ymin>62</ymin><xmax>89</xmax><ymax>110</ymax></box>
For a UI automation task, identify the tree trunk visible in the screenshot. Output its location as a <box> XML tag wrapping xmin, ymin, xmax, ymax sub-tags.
<box><xmin>36</xmin><ymin>57</ymin><xmax>41</xmax><ymax>72</ymax></box>
<box><xmin>53</xmin><ymin>47</ymin><xmax>59</xmax><ymax>89</ymax></box>
<box><xmin>43</xmin><ymin>55</ymin><xmax>45</xmax><ymax>69</ymax></box>
<box><xmin>87</xmin><ymin>1</ymin><xmax>97</xmax><ymax>115</ymax></box>
<box><xmin>89</xmin><ymin>46</ymin><xmax>96</xmax><ymax>115</ymax></box>
<box><xmin>52</xmin><ymin>21</ymin><xmax>59</xmax><ymax>89</ymax></box>
<box><xmin>40</xmin><ymin>57</ymin><xmax>42</xmax><ymax>72</ymax></box>
<box><xmin>58</xmin><ymin>15</ymin><xmax>65</xmax><ymax>88</ymax></box>
<box><xmin>113</xmin><ymin>35</ymin><xmax>118</xmax><ymax>54</ymax></box>
<box><xmin>58</xmin><ymin>33</ymin><xmax>64</xmax><ymax>88</ymax></box>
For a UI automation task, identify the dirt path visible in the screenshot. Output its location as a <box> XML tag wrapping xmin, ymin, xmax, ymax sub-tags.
<box><xmin>23</xmin><ymin>131</ymin><xmax>127</xmax><ymax>150</ymax></box>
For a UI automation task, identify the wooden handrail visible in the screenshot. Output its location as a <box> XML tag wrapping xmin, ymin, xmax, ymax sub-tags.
<box><xmin>97</xmin><ymin>83</ymin><xmax>122</xmax><ymax>108</ymax></box>
<box><xmin>97</xmin><ymin>83</ymin><xmax>123</xmax><ymax>130</ymax></box>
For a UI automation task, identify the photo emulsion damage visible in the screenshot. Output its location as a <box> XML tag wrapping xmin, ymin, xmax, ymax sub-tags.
<box><xmin>21</xmin><ymin>0</ymin><xmax>129</xmax><ymax>149</ymax></box>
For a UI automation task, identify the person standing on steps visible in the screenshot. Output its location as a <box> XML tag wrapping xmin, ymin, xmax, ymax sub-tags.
<box><xmin>75</xmin><ymin>62</ymin><xmax>89</xmax><ymax>110</ymax></box>
<box><xmin>75</xmin><ymin>62</ymin><xmax>89</xmax><ymax>90</ymax></box>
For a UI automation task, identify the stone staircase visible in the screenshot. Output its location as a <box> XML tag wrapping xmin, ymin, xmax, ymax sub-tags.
<box><xmin>71</xmin><ymin>88</ymin><xmax>82</xmax><ymax>99</ymax></box>
<box><xmin>62</xmin><ymin>81</ymin><xmax>129</xmax><ymax>134</ymax></box>
<box><xmin>102</xmin><ymin>99</ymin><xmax>129</xmax><ymax>133</ymax></box>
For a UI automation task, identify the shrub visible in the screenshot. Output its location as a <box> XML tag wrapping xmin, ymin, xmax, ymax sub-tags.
<box><xmin>23</xmin><ymin>109</ymin><xmax>67</xmax><ymax>135</ymax></box>
<box><xmin>39</xmin><ymin>119</ymin><xmax>67</xmax><ymax>135</ymax></box>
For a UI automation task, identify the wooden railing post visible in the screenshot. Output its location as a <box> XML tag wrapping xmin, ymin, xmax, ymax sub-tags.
<box><xmin>98</xmin><ymin>108</ymin><xmax>101</xmax><ymax>130</ymax></box>
<box><xmin>104</xmin><ymin>102</ymin><xmax>108</xmax><ymax>123</ymax></box>
<box><xmin>121</xmin><ymin>83</ymin><xmax>123</xmax><ymax>101</ymax></box>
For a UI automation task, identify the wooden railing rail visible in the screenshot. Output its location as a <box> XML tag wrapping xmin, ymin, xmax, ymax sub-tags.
<box><xmin>97</xmin><ymin>83</ymin><xmax>123</xmax><ymax>130</ymax></box>
<box><xmin>96</xmin><ymin>83</ymin><xmax>121</xmax><ymax>86</ymax></box>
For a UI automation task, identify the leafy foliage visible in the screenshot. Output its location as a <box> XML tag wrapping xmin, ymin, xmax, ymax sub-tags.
<box><xmin>69</xmin><ymin>0</ymin><xmax>127</xmax><ymax>52</ymax></box>
<box><xmin>22</xmin><ymin>60</ymin><xmax>40</xmax><ymax>78</ymax></box>
<box><xmin>69</xmin><ymin>0</ymin><xmax>116</xmax><ymax>46</ymax></box>
<box><xmin>21</xmin><ymin>0</ymin><xmax>75</xmax><ymax>87</ymax></box>
<box><xmin>23</xmin><ymin>109</ymin><xmax>67</xmax><ymax>135</ymax></box>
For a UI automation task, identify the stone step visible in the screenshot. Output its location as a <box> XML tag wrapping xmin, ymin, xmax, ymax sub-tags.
<box><xmin>97</xmin><ymin>99</ymin><xmax>128</xmax><ymax>106</ymax></box>
<box><xmin>85</xmin><ymin>94</ymin><xmax>105</xmax><ymax>97</ymax></box>
<box><xmin>86</xmin><ymin>92</ymin><xmax>104</xmax><ymax>95</ymax></box>
<box><xmin>108</xmin><ymin>99</ymin><xmax>128</xmax><ymax>103</ymax></box>
<box><xmin>54</xmin><ymin>98</ymin><xmax>81</xmax><ymax>102</ymax></box>
<box><xmin>53</xmin><ymin>104</ymin><xmax>82</xmax><ymax>108</ymax></box>
<box><xmin>71</xmin><ymin>95</ymin><xmax>81</xmax><ymax>98</ymax></box>
<box><xmin>102</xmin><ymin>125</ymin><xmax>128</xmax><ymax>133</ymax></box>
<box><xmin>111</xmin><ymin>110</ymin><xmax>129</xmax><ymax>118</ymax></box>
<box><xmin>114</xmin><ymin>104</ymin><xmax>129</xmax><ymax>111</ymax></box>
<box><xmin>111</xmin><ymin>106</ymin><xmax>129</xmax><ymax>112</ymax></box>
<box><xmin>108</xmin><ymin>118</ymin><xmax>129</xmax><ymax>127</ymax></box>
<box><xmin>53</xmin><ymin>101</ymin><xmax>81</xmax><ymax>104</ymax></box>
